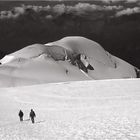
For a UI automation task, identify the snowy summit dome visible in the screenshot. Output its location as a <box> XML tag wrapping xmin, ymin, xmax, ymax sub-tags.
<box><xmin>0</xmin><ymin>36</ymin><xmax>138</xmax><ymax>87</ymax></box>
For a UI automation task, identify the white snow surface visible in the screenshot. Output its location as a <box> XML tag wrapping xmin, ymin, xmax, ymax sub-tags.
<box><xmin>0</xmin><ymin>36</ymin><xmax>137</xmax><ymax>87</ymax></box>
<box><xmin>1</xmin><ymin>79</ymin><xmax>140</xmax><ymax>140</ymax></box>
<box><xmin>0</xmin><ymin>55</ymin><xmax>15</xmax><ymax>64</ymax></box>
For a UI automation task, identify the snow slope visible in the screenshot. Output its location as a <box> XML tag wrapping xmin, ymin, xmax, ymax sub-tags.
<box><xmin>0</xmin><ymin>36</ymin><xmax>138</xmax><ymax>87</ymax></box>
<box><xmin>0</xmin><ymin>79</ymin><xmax>140</xmax><ymax>139</ymax></box>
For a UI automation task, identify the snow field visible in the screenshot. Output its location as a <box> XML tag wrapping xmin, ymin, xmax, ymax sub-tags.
<box><xmin>0</xmin><ymin>79</ymin><xmax>140</xmax><ymax>139</ymax></box>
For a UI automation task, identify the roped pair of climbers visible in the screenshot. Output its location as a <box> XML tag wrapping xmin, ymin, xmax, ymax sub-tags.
<box><xmin>18</xmin><ymin>109</ymin><xmax>36</xmax><ymax>123</ymax></box>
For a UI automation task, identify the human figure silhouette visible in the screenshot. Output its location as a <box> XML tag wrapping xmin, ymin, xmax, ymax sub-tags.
<box><xmin>18</xmin><ymin>110</ymin><xmax>24</xmax><ymax>122</ymax></box>
<box><xmin>29</xmin><ymin>109</ymin><xmax>36</xmax><ymax>123</ymax></box>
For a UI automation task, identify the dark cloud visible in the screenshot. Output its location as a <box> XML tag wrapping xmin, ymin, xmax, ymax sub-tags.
<box><xmin>0</xmin><ymin>4</ymin><xmax>51</xmax><ymax>19</ymax></box>
<box><xmin>101</xmin><ymin>0</ymin><xmax>139</xmax><ymax>3</ymax></box>
<box><xmin>116</xmin><ymin>7</ymin><xmax>140</xmax><ymax>16</ymax></box>
<box><xmin>0</xmin><ymin>3</ymin><xmax>124</xmax><ymax>19</ymax></box>
<box><xmin>125</xmin><ymin>0</ymin><xmax>139</xmax><ymax>3</ymax></box>
<box><xmin>2</xmin><ymin>2</ymin><xmax>140</xmax><ymax>19</ymax></box>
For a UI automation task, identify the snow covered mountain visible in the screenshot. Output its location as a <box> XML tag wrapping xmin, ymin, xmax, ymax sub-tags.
<box><xmin>0</xmin><ymin>36</ymin><xmax>138</xmax><ymax>87</ymax></box>
<box><xmin>0</xmin><ymin>36</ymin><xmax>140</xmax><ymax>139</ymax></box>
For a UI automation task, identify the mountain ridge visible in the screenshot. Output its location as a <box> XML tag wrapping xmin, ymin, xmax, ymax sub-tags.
<box><xmin>0</xmin><ymin>36</ymin><xmax>138</xmax><ymax>87</ymax></box>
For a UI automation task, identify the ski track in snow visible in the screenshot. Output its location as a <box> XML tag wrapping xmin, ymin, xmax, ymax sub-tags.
<box><xmin>0</xmin><ymin>79</ymin><xmax>140</xmax><ymax>139</ymax></box>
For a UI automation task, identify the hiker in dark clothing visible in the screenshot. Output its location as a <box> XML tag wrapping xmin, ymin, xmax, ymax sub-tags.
<box><xmin>18</xmin><ymin>110</ymin><xmax>24</xmax><ymax>122</ymax></box>
<box><xmin>29</xmin><ymin>109</ymin><xmax>36</xmax><ymax>123</ymax></box>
